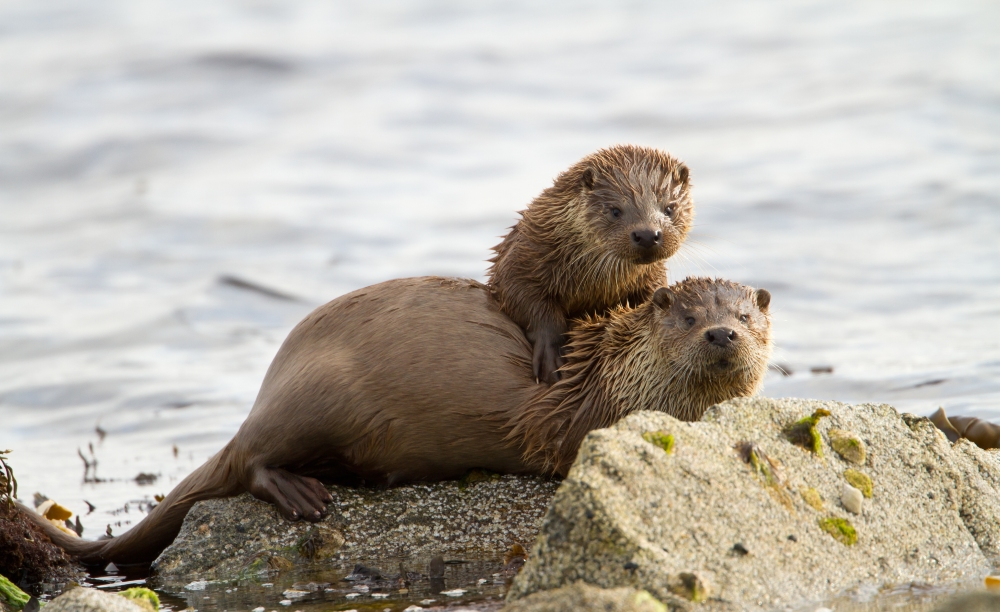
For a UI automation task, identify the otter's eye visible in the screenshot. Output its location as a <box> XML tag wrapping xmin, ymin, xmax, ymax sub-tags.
<box><xmin>739</xmin><ymin>314</ymin><xmax>749</xmax><ymax>324</ymax></box>
<box><xmin>684</xmin><ymin>317</ymin><xmax>696</xmax><ymax>327</ymax></box>
<box><xmin>609</xmin><ymin>207</ymin><xmax>622</xmax><ymax>219</ymax></box>
<box><xmin>664</xmin><ymin>204</ymin><xmax>675</xmax><ymax>217</ymax></box>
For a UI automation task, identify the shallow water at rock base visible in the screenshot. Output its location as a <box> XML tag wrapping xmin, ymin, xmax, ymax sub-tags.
<box><xmin>34</xmin><ymin>564</ymin><xmax>993</xmax><ymax>612</ymax></box>
<box><xmin>80</xmin><ymin>558</ymin><xmax>510</xmax><ymax>612</ymax></box>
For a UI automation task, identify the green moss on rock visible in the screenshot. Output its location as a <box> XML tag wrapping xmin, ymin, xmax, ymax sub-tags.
<box><xmin>632</xmin><ymin>591</ymin><xmax>667</xmax><ymax>612</ymax></box>
<box><xmin>801</xmin><ymin>487</ymin><xmax>824</xmax><ymax>511</ymax></box>
<box><xmin>828</xmin><ymin>429</ymin><xmax>866</xmax><ymax>464</ymax></box>
<box><xmin>642</xmin><ymin>431</ymin><xmax>674</xmax><ymax>454</ymax></box>
<box><xmin>240</xmin><ymin>552</ymin><xmax>293</xmax><ymax>578</ymax></box>
<box><xmin>784</xmin><ymin>409</ymin><xmax>831</xmax><ymax>454</ymax></box>
<box><xmin>668</xmin><ymin>572</ymin><xmax>709</xmax><ymax>602</ymax></box>
<box><xmin>0</xmin><ymin>574</ymin><xmax>29</xmax><ymax>611</ymax></box>
<box><xmin>844</xmin><ymin>469</ymin><xmax>873</xmax><ymax>498</ymax></box>
<box><xmin>818</xmin><ymin>517</ymin><xmax>857</xmax><ymax>546</ymax></box>
<box><xmin>119</xmin><ymin>587</ymin><xmax>159</xmax><ymax>612</ymax></box>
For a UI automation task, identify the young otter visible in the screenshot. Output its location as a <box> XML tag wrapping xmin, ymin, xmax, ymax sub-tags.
<box><xmin>489</xmin><ymin>145</ymin><xmax>694</xmax><ymax>384</ymax></box>
<box><xmin>25</xmin><ymin>276</ymin><xmax>769</xmax><ymax>567</ymax></box>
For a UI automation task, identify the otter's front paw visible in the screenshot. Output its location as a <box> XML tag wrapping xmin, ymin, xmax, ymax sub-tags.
<box><xmin>533</xmin><ymin>336</ymin><xmax>565</xmax><ymax>385</ymax></box>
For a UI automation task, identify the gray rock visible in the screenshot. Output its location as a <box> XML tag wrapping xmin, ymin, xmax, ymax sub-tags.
<box><xmin>503</xmin><ymin>581</ymin><xmax>666</xmax><ymax>612</ymax></box>
<box><xmin>507</xmin><ymin>398</ymin><xmax>1000</xmax><ymax>611</ymax></box>
<box><xmin>840</xmin><ymin>483</ymin><xmax>863</xmax><ymax>514</ymax></box>
<box><xmin>153</xmin><ymin>474</ymin><xmax>558</xmax><ymax>579</ymax></box>
<box><xmin>931</xmin><ymin>591</ymin><xmax>1000</xmax><ymax>612</ymax></box>
<box><xmin>44</xmin><ymin>588</ymin><xmax>150</xmax><ymax>612</ymax></box>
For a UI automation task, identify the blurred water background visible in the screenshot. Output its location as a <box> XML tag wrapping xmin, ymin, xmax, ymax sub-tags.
<box><xmin>1</xmin><ymin>0</ymin><xmax>999</xmax><ymax>543</ymax></box>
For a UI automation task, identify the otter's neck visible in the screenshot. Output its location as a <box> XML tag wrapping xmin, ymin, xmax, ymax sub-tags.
<box><xmin>505</xmin><ymin>304</ymin><xmax>668</xmax><ymax>475</ymax></box>
<box><xmin>560</xmin><ymin>305</ymin><xmax>676</xmax><ymax>435</ymax></box>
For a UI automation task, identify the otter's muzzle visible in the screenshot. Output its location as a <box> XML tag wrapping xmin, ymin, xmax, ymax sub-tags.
<box><xmin>704</xmin><ymin>327</ymin><xmax>737</xmax><ymax>348</ymax></box>
<box><xmin>630</xmin><ymin>229</ymin><xmax>662</xmax><ymax>250</ymax></box>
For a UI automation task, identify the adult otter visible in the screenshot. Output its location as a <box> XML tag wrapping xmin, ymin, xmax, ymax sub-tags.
<box><xmin>26</xmin><ymin>276</ymin><xmax>770</xmax><ymax>567</ymax></box>
<box><xmin>930</xmin><ymin>408</ymin><xmax>1000</xmax><ymax>450</ymax></box>
<box><xmin>489</xmin><ymin>145</ymin><xmax>694</xmax><ymax>384</ymax></box>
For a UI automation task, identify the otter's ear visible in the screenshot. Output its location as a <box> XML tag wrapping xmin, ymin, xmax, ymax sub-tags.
<box><xmin>652</xmin><ymin>287</ymin><xmax>673</xmax><ymax>310</ymax></box>
<box><xmin>755</xmin><ymin>288</ymin><xmax>771</xmax><ymax>313</ymax></box>
<box><xmin>581</xmin><ymin>167</ymin><xmax>596</xmax><ymax>191</ymax></box>
<box><xmin>672</xmin><ymin>163</ymin><xmax>690</xmax><ymax>189</ymax></box>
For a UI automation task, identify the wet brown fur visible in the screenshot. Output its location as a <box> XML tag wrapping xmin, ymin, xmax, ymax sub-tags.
<box><xmin>488</xmin><ymin>145</ymin><xmax>694</xmax><ymax>383</ymax></box>
<box><xmin>507</xmin><ymin>277</ymin><xmax>772</xmax><ymax>474</ymax></box>
<box><xmin>25</xmin><ymin>275</ymin><xmax>769</xmax><ymax>568</ymax></box>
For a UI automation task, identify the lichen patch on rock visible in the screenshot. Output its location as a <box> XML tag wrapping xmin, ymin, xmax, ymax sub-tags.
<box><xmin>843</xmin><ymin>468</ymin><xmax>873</xmax><ymax>498</ymax></box>
<box><xmin>828</xmin><ymin>428</ymin><xmax>867</xmax><ymax>464</ymax></box>
<box><xmin>641</xmin><ymin>431</ymin><xmax>674</xmax><ymax>454</ymax></box>
<box><xmin>800</xmin><ymin>487</ymin><xmax>824</xmax><ymax>511</ymax></box>
<box><xmin>818</xmin><ymin>516</ymin><xmax>857</xmax><ymax>546</ymax></box>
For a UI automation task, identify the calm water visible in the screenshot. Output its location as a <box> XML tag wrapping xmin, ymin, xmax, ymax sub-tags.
<box><xmin>2</xmin><ymin>0</ymin><xmax>999</xmax><ymax>580</ymax></box>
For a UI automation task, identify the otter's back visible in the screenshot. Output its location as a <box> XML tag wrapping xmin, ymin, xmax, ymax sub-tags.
<box><xmin>236</xmin><ymin>277</ymin><xmax>541</xmax><ymax>483</ymax></box>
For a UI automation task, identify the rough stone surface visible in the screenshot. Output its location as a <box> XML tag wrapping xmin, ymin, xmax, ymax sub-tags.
<box><xmin>508</xmin><ymin>398</ymin><xmax>1000</xmax><ymax>611</ymax></box>
<box><xmin>932</xmin><ymin>591</ymin><xmax>1000</xmax><ymax>612</ymax></box>
<box><xmin>45</xmin><ymin>587</ymin><xmax>149</xmax><ymax>612</ymax></box>
<box><xmin>504</xmin><ymin>581</ymin><xmax>666</xmax><ymax>612</ymax></box>
<box><xmin>153</xmin><ymin>474</ymin><xmax>558</xmax><ymax>579</ymax></box>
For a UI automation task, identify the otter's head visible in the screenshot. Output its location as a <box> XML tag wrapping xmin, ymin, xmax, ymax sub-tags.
<box><xmin>564</xmin><ymin>145</ymin><xmax>694</xmax><ymax>266</ymax></box>
<box><xmin>647</xmin><ymin>278</ymin><xmax>772</xmax><ymax>419</ymax></box>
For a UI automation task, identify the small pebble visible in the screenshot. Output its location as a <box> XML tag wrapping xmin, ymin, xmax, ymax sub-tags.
<box><xmin>841</xmin><ymin>483</ymin><xmax>863</xmax><ymax>514</ymax></box>
<box><xmin>441</xmin><ymin>588</ymin><xmax>467</xmax><ymax>597</ymax></box>
<box><xmin>420</xmin><ymin>599</ymin><xmax>436</xmax><ymax>605</ymax></box>
<box><xmin>184</xmin><ymin>581</ymin><xmax>208</xmax><ymax>591</ymax></box>
<box><xmin>252</xmin><ymin>608</ymin><xmax>264</xmax><ymax>612</ymax></box>
<box><xmin>477</xmin><ymin>578</ymin><xmax>487</xmax><ymax>585</ymax></box>
<box><xmin>279</xmin><ymin>600</ymin><xmax>292</xmax><ymax>606</ymax></box>
<box><xmin>345</xmin><ymin>593</ymin><xmax>360</xmax><ymax>599</ymax></box>
<box><xmin>403</xmin><ymin>606</ymin><xmax>425</xmax><ymax>611</ymax></box>
<box><xmin>372</xmin><ymin>593</ymin><xmax>388</xmax><ymax>599</ymax></box>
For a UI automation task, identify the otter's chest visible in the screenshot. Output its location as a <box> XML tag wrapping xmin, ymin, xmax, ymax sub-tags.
<box><xmin>558</xmin><ymin>265</ymin><xmax>662</xmax><ymax>317</ymax></box>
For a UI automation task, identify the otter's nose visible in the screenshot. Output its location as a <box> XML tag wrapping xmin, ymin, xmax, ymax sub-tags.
<box><xmin>630</xmin><ymin>229</ymin><xmax>662</xmax><ymax>249</ymax></box>
<box><xmin>705</xmin><ymin>327</ymin><xmax>737</xmax><ymax>347</ymax></box>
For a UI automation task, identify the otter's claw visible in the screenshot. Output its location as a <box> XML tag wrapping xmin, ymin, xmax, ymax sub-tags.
<box><xmin>248</xmin><ymin>467</ymin><xmax>331</xmax><ymax>522</ymax></box>
<box><xmin>533</xmin><ymin>337</ymin><xmax>565</xmax><ymax>385</ymax></box>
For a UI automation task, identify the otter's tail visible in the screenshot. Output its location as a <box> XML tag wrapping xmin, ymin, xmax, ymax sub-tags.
<box><xmin>20</xmin><ymin>444</ymin><xmax>239</xmax><ymax>567</ymax></box>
